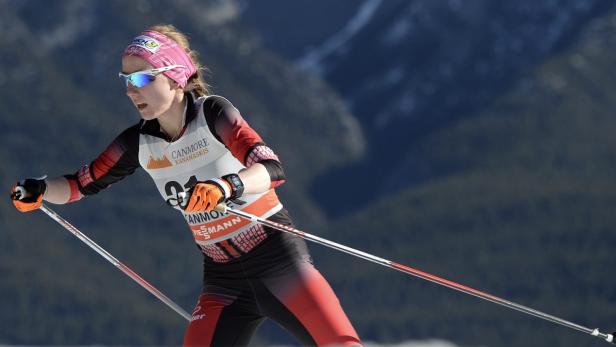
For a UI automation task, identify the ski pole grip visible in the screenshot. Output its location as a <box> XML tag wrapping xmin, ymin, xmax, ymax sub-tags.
<box><xmin>178</xmin><ymin>191</ymin><xmax>188</xmax><ymax>201</ymax></box>
<box><xmin>215</xmin><ymin>203</ymin><xmax>228</xmax><ymax>213</ymax></box>
<box><xmin>16</xmin><ymin>186</ymin><xmax>27</xmax><ymax>197</ymax></box>
<box><xmin>11</xmin><ymin>186</ymin><xmax>28</xmax><ymax>200</ymax></box>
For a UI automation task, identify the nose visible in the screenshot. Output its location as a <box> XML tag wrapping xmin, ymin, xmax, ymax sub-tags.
<box><xmin>126</xmin><ymin>82</ymin><xmax>139</xmax><ymax>97</ymax></box>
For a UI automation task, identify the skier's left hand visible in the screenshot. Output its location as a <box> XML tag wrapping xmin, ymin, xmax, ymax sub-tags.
<box><xmin>183</xmin><ymin>180</ymin><xmax>230</xmax><ymax>212</ymax></box>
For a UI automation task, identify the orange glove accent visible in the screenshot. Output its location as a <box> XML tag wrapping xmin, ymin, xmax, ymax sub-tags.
<box><xmin>184</xmin><ymin>181</ymin><xmax>230</xmax><ymax>212</ymax></box>
<box><xmin>11</xmin><ymin>184</ymin><xmax>43</xmax><ymax>212</ymax></box>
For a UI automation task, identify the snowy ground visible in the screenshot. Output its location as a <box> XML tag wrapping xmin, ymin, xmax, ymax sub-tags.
<box><xmin>364</xmin><ymin>340</ymin><xmax>466</xmax><ymax>347</ymax></box>
<box><xmin>1</xmin><ymin>341</ymin><xmax>472</xmax><ymax>347</ymax></box>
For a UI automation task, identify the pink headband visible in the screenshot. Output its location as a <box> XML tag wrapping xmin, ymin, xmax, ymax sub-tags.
<box><xmin>123</xmin><ymin>30</ymin><xmax>197</xmax><ymax>88</ymax></box>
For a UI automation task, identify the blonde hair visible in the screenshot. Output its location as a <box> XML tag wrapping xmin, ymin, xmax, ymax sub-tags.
<box><xmin>148</xmin><ymin>24</ymin><xmax>211</xmax><ymax>97</ymax></box>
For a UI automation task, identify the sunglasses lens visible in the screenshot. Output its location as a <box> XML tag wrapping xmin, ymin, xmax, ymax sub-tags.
<box><xmin>121</xmin><ymin>73</ymin><xmax>155</xmax><ymax>88</ymax></box>
<box><xmin>131</xmin><ymin>73</ymin><xmax>156</xmax><ymax>88</ymax></box>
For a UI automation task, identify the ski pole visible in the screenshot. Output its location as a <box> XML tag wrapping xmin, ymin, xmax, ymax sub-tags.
<box><xmin>214</xmin><ymin>204</ymin><xmax>615</xmax><ymax>344</ymax></box>
<box><xmin>38</xmin><ymin>203</ymin><xmax>191</xmax><ymax>321</ymax></box>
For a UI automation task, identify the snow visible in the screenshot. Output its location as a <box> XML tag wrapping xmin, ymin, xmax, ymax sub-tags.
<box><xmin>0</xmin><ymin>341</ymin><xmax>469</xmax><ymax>347</ymax></box>
<box><xmin>296</xmin><ymin>0</ymin><xmax>383</xmax><ymax>74</ymax></box>
<box><xmin>269</xmin><ymin>339</ymin><xmax>469</xmax><ymax>347</ymax></box>
<box><xmin>363</xmin><ymin>339</ymin><xmax>469</xmax><ymax>347</ymax></box>
<box><xmin>40</xmin><ymin>1</ymin><xmax>96</xmax><ymax>50</ymax></box>
<box><xmin>383</xmin><ymin>17</ymin><xmax>413</xmax><ymax>46</ymax></box>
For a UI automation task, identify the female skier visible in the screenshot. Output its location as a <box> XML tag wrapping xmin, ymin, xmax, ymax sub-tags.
<box><xmin>11</xmin><ymin>24</ymin><xmax>361</xmax><ymax>347</ymax></box>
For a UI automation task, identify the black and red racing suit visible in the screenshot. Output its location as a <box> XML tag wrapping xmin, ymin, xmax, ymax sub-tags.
<box><xmin>62</xmin><ymin>93</ymin><xmax>362</xmax><ymax>347</ymax></box>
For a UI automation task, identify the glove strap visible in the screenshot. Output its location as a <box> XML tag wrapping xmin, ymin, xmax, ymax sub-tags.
<box><xmin>222</xmin><ymin>173</ymin><xmax>244</xmax><ymax>199</ymax></box>
<box><xmin>207</xmin><ymin>178</ymin><xmax>231</xmax><ymax>200</ymax></box>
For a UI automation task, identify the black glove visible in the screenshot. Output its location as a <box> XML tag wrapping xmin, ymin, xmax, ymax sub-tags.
<box><xmin>11</xmin><ymin>177</ymin><xmax>47</xmax><ymax>212</ymax></box>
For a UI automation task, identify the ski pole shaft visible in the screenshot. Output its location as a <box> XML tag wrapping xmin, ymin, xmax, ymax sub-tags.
<box><xmin>215</xmin><ymin>204</ymin><xmax>614</xmax><ymax>344</ymax></box>
<box><xmin>39</xmin><ymin>203</ymin><xmax>191</xmax><ymax>321</ymax></box>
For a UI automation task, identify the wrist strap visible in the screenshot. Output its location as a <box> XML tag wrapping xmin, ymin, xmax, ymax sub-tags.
<box><xmin>207</xmin><ymin>178</ymin><xmax>231</xmax><ymax>199</ymax></box>
<box><xmin>222</xmin><ymin>173</ymin><xmax>244</xmax><ymax>199</ymax></box>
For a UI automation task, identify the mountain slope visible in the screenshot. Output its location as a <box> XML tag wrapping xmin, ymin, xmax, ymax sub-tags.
<box><xmin>241</xmin><ymin>0</ymin><xmax>616</xmax><ymax>215</ymax></box>
<box><xmin>314</xmin><ymin>9</ymin><xmax>616</xmax><ymax>347</ymax></box>
<box><xmin>0</xmin><ymin>0</ymin><xmax>362</xmax><ymax>344</ymax></box>
<box><xmin>3</xmin><ymin>1</ymin><xmax>616</xmax><ymax>346</ymax></box>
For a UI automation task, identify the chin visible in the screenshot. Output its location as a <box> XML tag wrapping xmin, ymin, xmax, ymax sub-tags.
<box><xmin>138</xmin><ymin>109</ymin><xmax>159</xmax><ymax>120</ymax></box>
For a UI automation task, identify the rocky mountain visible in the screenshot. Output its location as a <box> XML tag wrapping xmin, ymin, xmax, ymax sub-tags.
<box><xmin>1</xmin><ymin>0</ymin><xmax>364</xmax><ymax>225</ymax></box>
<box><xmin>241</xmin><ymin>0</ymin><xmax>616</xmax><ymax>214</ymax></box>
<box><xmin>2</xmin><ymin>1</ymin><xmax>616</xmax><ymax>346</ymax></box>
<box><xmin>0</xmin><ymin>0</ymin><xmax>362</xmax><ymax>344</ymax></box>
<box><xmin>242</xmin><ymin>2</ymin><xmax>616</xmax><ymax>346</ymax></box>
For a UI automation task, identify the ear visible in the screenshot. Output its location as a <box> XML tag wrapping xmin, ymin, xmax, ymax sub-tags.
<box><xmin>173</xmin><ymin>83</ymin><xmax>185</xmax><ymax>99</ymax></box>
<box><xmin>168</xmin><ymin>79</ymin><xmax>183</xmax><ymax>92</ymax></box>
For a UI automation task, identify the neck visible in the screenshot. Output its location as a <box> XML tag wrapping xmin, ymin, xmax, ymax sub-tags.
<box><xmin>158</xmin><ymin>94</ymin><xmax>186</xmax><ymax>141</ymax></box>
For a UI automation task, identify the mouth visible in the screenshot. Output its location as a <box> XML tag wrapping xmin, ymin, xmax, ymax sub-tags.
<box><xmin>137</xmin><ymin>103</ymin><xmax>148</xmax><ymax>110</ymax></box>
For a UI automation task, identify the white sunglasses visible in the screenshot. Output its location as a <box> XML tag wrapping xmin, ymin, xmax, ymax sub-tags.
<box><xmin>118</xmin><ymin>65</ymin><xmax>186</xmax><ymax>88</ymax></box>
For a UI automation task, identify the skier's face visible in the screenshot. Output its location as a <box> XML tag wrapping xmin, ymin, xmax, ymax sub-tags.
<box><xmin>121</xmin><ymin>55</ymin><xmax>182</xmax><ymax>121</ymax></box>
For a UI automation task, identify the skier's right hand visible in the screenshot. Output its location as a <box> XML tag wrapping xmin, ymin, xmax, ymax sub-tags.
<box><xmin>11</xmin><ymin>177</ymin><xmax>47</xmax><ymax>212</ymax></box>
<box><xmin>182</xmin><ymin>180</ymin><xmax>229</xmax><ymax>213</ymax></box>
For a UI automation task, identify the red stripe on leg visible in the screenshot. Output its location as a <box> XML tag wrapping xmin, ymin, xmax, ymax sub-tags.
<box><xmin>278</xmin><ymin>265</ymin><xmax>361</xmax><ymax>346</ymax></box>
<box><xmin>183</xmin><ymin>294</ymin><xmax>232</xmax><ymax>347</ymax></box>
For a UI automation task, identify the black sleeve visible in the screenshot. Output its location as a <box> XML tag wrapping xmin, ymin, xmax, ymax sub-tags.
<box><xmin>202</xmin><ymin>95</ymin><xmax>286</xmax><ymax>186</ymax></box>
<box><xmin>64</xmin><ymin>124</ymin><xmax>141</xmax><ymax>200</ymax></box>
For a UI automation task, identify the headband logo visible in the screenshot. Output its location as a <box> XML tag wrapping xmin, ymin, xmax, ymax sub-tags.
<box><xmin>129</xmin><ymin>35</ymin><xmax>160</xmax><ymax>53</ymax></box>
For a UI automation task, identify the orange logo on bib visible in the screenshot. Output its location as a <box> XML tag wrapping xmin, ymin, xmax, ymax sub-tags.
<box><xmin>147</xmin><ymin>155</ymin><xmax>173</xmax><ymax>169</ymax></box>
